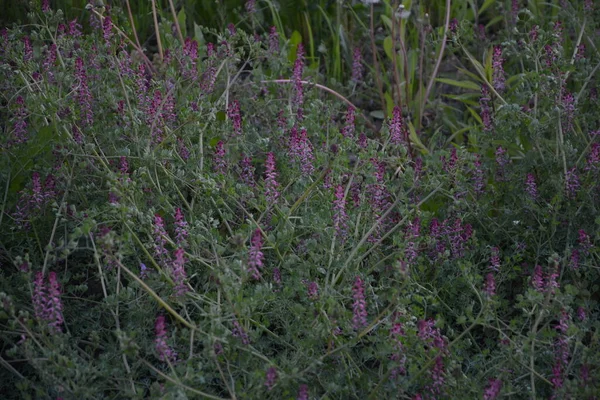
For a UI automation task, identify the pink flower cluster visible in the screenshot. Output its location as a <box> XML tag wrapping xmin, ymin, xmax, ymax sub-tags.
<box><xmin>531</xmin><ymin>264</ymin><xmax>560</xmax><ymax>294</ymax></box>
<box><xmin>288</xmin><ymin>127</ymin><xmax>315</xmax><ymax>175</ymax></box>
<box><xmin>352</xmin><ymin>276</ymin><xmax>368</xmax><ymax>330</ymax></box>
<box><xmin>154</xmin><ymin>315</ymin><xmax>178</xmax><ymax>363</ymax></box>
<box><xmin>227</xmin><ymin>100</ymin><xmax>243</xmax><ymax>136</ymax></box>
<box><xmin>171</xmin><ymin>248</ymin><xmax>189</xmax><ymax>296</ymax></box>
<box><xmin>351</xmin><ymin>47</ymin><xmax>363</xmax><ymax>83</ymax></box>
<box><xmin>247</xmin><ymin>229</ymin><xmax>264</xmax><ymax>280</ymax></box>
<box><xmin>483</xmin><ymin>378</ymin><xmax>502</xmax><ymax>400</ymax></box>
<box><xmin>525</xmin><ymin>173</ymin><xmax>538</xmax><ymax>199</ymax></box>
<box><xmin>341</xmin><ymin>106</ymin><xmax>356</xmax><ymax>138</ymax></box>
<box><xmin>213</xmin><ymin>140</ymin><xmax>227</xmax><ymax>174</ymax></box>
<box><xmin>232</xmin><ymin>320</ymin><xmax>250</xmax><ymax>345</ymax></box>
<box><xmin>389</xmin><ymin>106</ymin><xmax>407</xmax><ymax>146</ymax></box>
<box><xmin>74</xmin><ymin>57</ymin><xmax>94</xmax><ymax>126</ymax></box>
<box><xmin>492</xmin><ymin>46</ymin><xmax>505</xmax><ymax>92</ymax></box>
<box><xmin>238</xmin><ymin>155</ymin><xmax>256</xmax><ymax>187</ymax></box>
<box><xmin>264</xmin><ymin>366</ymin><xmax>277</xmax><ymax>391</ymax></box>
<box><xmin>32</xmin><ymin>272</ymin><xmax>64</xmax><ymax>334</ymax></box>
<box><xmin>480</xmin><ymin>86</ymin><xmax>493</xmax><ymax>132</ymax></box>
<box><xmin>264</xmin><ymin>152</ymin><xmax>280</xmax><ymax>203</ymax></box>
<box><xmin>333</xmin><ymin>185</ymin><xmax>348</xmax><ymax>241</ymax></box>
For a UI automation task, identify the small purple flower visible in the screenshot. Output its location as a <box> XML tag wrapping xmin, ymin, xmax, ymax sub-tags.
<box><xmin>140</xmin><ymin>263</ymin><xmax>151</xmax><ymax>279</ymax></box>
<box><xmin>449</xmin><ymin>18</ymin><xmax>459</xmax><ymax>33</ymax></box>
<box><xmin>292</xmin><ymin>44</ymin><xmax>305</xmax><ymax>108</ymax></box>
<box><xmin>232</xmin><ymin>320</ymin><xmax>250</xmax><ymax>345</ymax></box>
<box><xmin>264</xmin><ymin>152</ymin><xmax>280</xmax><ymax>203</ymax></box>
<box><xmin>42</xmin><ymin>0</ymin><xmax>50</xmax><ymax>12</ymax></box>
<box><xmin>177</xmin><ymin>137</ymin><xmax>190</xmax><ymax>161</ymax></box>
<box><xmin>351</xmin><ymin>47</ymin><xmax>363</xmax><ymax>82</ymax></box>
<box><xmin>341</xmin><ymin>106</ymin><xmax>356</xmax><ymax>138</ymax></box>
<box><xmin>480</xmin><ymin>86</ymin><xmax>493</xmax><ymax>132</ymax></box>
<box><xmin>483</xmin><ymin>273</ymin><xmax>496</xmax><ymax>297</ymax></box>
<box><xmin>489</xmin><ymin>247</ymin><xmax>501</xmax><ymax>272</ymax></box>
<box><xmin>102</xmin><ymin>16</ymin><xmax>113</xmax><ymax>45</ymax></box>
<box><xmin>430</xmin><ymin>356</ymin><xmax>445</xmax><ymax>395</ymax></box>
<box><xmin>565</xmin><ymin>166</ymin><xmax>580</xmax><ymax>199</ymax></box>
<box><xmin>227</xmin><ymin>23</ymin><xmax>237</xmax><ymax>36</ymax></box>
<box><xmin>483</xmin><ymin>378</ymin><xmax>502</xmax><ymax>400</ymax></box>
<box><xmin>153</xmin><ymin>214</ymin><xmax>170</xmax><ymax>260</ymax></box>
<box><xmin>227</xmin><ymin>100</ymin><xmax>242</xmax><ymax>136</ymax></box>
<box><xmin>273</xmin><ymin>267</ymin><xmax>282</xmax><ymax>286</ymax></box>
<box><xmin>171</xmin><ymin>252</ymin><xmax>189</xmax><ymax>296</ymax></box>
<box><xmin>174</xmin><ymin>208</ymin><xmax>188</xmax><ymax>247</ymax></box>
<box><xmin>525</xmin><ymin>173</ymin><xmax>538</xmax><ymax>200</ymax></box>
<box><xmin>155</xmin><ymin>315</ymin><xmax>178</xmax><ymax>363</ymax></box>
<box><xmin>585</xmin><ymin>143</ymin><xmax>600</xmax><ymax>173</ymax></box>
<box><xmin>297</xmin><ymin>384</ymin><xmax>309</xmax><ymax>400</ymax></box>
<box><xmin>529</xmin><ymin>25</ymin><xmax>539</xmax><ymax>41</ymax></box>
<box><xmin>333</xmin><ymin>185</ymin><xmax>348</xmax><ymax>241</ymax></box>
<box><xmin>352</xmin><ymin>276</ymin><xmax>368</xmax><ymax>330</ymax></box>
<box><xmin>577</xmin><ymin>306</ymin><xmax>586</xmax><ymax>322</ymax></box>
<box><xmin>268</xmin><ymin>27</ymin><xmax>280</xmax><ymax>54</ymax></box>
<box><xmin>561</xmin><ymin>91</ymin><xmax>575</xmax><ymax>133</ymax></box>
<box><xmin>389</xmin><ymin>106</ymin><xmax>407</xmax><ymax>145</ymax></box>
<box><xmin>213</xmin><ymin>141</ymin><xmax>227</xmax><ymax>174</ymax></box>
<box><xmin>492</xmin><ymin>46</ymin><xmax>505</xmax><ymax>92</ymax></box>
<box><xmin>32</xmin><ymin>271</ymin><xmax>64</xmax><ymax>334</ymax></box>
<box><xmin>569</xmin><ymin>249</ymin><xmax>580</xmax><ymax>270</ymax></box>
<box><xmin>307</xmin><ymin>281</ymin><xmax>319</xmax><ymax>300</ymax></box>
<box><xmin>264</xmin><ymin>367</ymin><xmax>277</xmax><ymax>391</ymax></box>
<box><xmin>74</xmin><ymin>57</ymin><xmax>94</xmax><ymax>126</ymax></box>
<box><xmin>239</xmin><ymin>155</ymin><xmax>256</xmax><ymax>187</ymax></box>
<box><xmin>532</xmin><ymin>265</ymin><xmax>544</xmax><ymax>292</ymax></box>
<box><xmin>23</xmin><ymin>36</ymin><xmax>33</xmax><ymax>62</ymax></box>
<box><xmin>69</xmin><ymin>19</ymin><xmax>83</xmax><ymax>37</ymax></box>
<box><xmin>578</xmin><ymin>229</ymin><xmax>592</xmax><ymax>255</ymax></box>
<box><xmin>248</xmin><ymin>229</ymin><xmax>264</xmax><ymax>280</ymax></box>
<box><xmin>546</xmin><ymin>265</ymin><xmax>560</xmax><ymax>295</ymax></box>
<box><xmin>510</xmin><ymin>0</ymin><xmax>519</xmax><ymax>24</ymax></box>
<box><xmin>11</xmin><ymin>96</ymin><xmax>28</xmax><ymax>145</ymax></box>
<box><xmin>472</xmin><ymin>155</ymin><xmax>486</xmax><ymax>195</ymax></box>
<box><xmin>358</xmin><ymin>132</ymin><xmax>368</xmax><ymax>148</ymax></box>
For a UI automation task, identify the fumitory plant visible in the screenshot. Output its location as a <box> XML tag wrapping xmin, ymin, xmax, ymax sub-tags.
<box><xmin>0</xmin><ymin>1</ymin><xmax>598</xmax><ymax>399</ymax></box>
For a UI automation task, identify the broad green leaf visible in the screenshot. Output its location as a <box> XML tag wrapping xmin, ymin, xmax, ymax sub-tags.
<box><xmin>381</xmin><ymin>14</ymin><xmax>392</xmax><ymax>31</ymax></box>
<box><xmin>436</xmin><ymin>78</ymin><xmax>481</xmax><ymax>91</ymax></box>
<box><xmin>369</xmin><ymin>110</ymin><xmax>385</xmax><ymax>120</ymax></box>
<box><xmin>479</xmin><ymin>0</ymin><xmax>496</xmax><ymax>14</ymax></box>
<box><xmin>408</xmin><ymin>120</ymin><xmax>428</xmax><ymax>154</ymax></box>
<box><xmin>384</xmin><ymin>91</ymin><xmax>394</xmax><ymax>118</ymax></box>
<box><xmin>383</xmin><ymin>36</ymin><xmax>393</xmax><ymax>61</ymax></box>
<box><xmin>288</xmin><ymin>30</ymin><xmax>303</xmax><ymax>63</ymax></box>
<box><xmin>177</xmin><ymin>8</ymin><xmax>186</xmax><ymax>38</ymax></box>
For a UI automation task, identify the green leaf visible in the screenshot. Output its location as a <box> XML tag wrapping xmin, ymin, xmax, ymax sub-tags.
<box><xmin>369</xmin><ymin>110</ymin><xmax>385</xmax><ymax>120</ymax></box>
<box><xmin>479</xmin><ymin>0</ymin><xmax>496</xmax><ymax>14</ymax></box>
<box><xmin>288</xmin><ymin>30</ymin><xmax>303</xmax><ymax>63</ymax></box>
<box><xmin>177</xmin><ymin>8</ymin><xmax>186</xmax><ymax>38</ymax></box>
<box><xmin>380</xmin><ymin>14</ymin><xmax>392</xmax><ymax>30</ymax></box>
<box><xmin>436</xmin><ymin>78</ymin><xmax>481</xmax><ymax>91</ymax></box>
<box><xmin>408</xmin><ymin>120</ymin><xmax>428</xmax><ymax>154</ymax></box>
<box><xmin>216</xmin><ymin>111</ymin><xmax>226</xmax><ymax>121</ymax></box>
<box><xmin>383</xmin><ymin>36</ymin><xmax>393</xmax><ymax>61</ymax></box>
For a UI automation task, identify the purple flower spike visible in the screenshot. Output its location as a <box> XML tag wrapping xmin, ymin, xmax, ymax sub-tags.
<box><xmin>333</xmin><ymin>185</ymin><xmax>348</xmax><ymax>241</ymax></box>
<box><xmin>247</xmin><ymin>229</ymin><xmax>264</xmax><ymax>280</ymax></box>
<box><xmin>264</xmin><ymin>152</ymin><xmax>280</xmax><ymax>203</ymax></box>
<box><xmin>155</xmin><ymin>315</ymin><xmax>178</xmax><ymax>363</ymax></box>
<box><xmin>352</xmin><ymin>276</ymin><xmax>368</xmax><ymax>330</ymax></box>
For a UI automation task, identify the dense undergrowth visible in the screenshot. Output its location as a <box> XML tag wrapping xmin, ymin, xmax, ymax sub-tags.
<box><xmin>0</xmin><ymin>1</ymin><xmax>599</xmax><ymax>399</ymax></box>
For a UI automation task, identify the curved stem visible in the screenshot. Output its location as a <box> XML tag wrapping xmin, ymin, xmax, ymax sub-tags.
<box><xmin>421</xmin><ymin>0</ymin><xmax>451</xmax><ymax>123</ymax></box>
<box><xmin>261</xmin><ymin>79</ymin><xmax>377</xmax><ymax>131</ymax></box>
